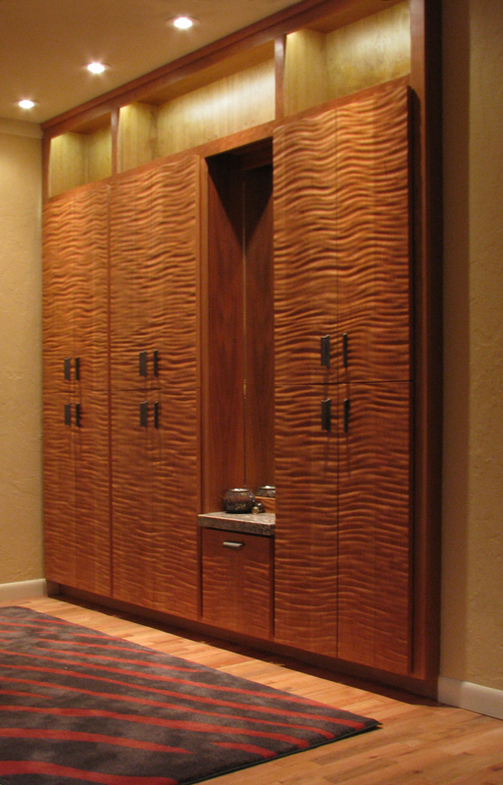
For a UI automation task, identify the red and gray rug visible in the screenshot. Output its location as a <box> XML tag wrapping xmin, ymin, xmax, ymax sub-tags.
<box><xmin>0</xmin><ymin>606</ymin><xmax>378</xmax><ymax>784</ymax></box>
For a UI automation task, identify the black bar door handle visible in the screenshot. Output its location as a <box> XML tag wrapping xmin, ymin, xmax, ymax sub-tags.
<box><xmin>64</xmin><ymin>403</ymin><xmax>72</xmax><ymax>426</ymax></box>
<box><xmin>140</xmin><ymin>401</ymin><xmax>148</xmax><ymax>427</ymax></box>
<box><xmin>139</xmin><ymin>351</ymin><xmax>148</xmax><ymax>377</ymax></box>
<box><xmin>75</xmin><ymin>356</ymin><xmax>80</xmax><ymax>381</ymax></box>
<box><xmin>321</xmin><ymin>335</ymin><xmax>331</xmax><ymax>368</ymax></box>
<box><xmin>64</xmin><ymin>358</ymin><xmax>71</xmax><ymax>381</ymax></box>
<box><xmin>321</xmin><ymin>398</ymin><xmax>331</xmax><ymax>431</ymax></box>
<box><xmin>75</xmin><ymin>402</ymin><xmax>81</xmax><ymax>428</ymax></box>
<box><xmin>343</xmin><ymin>398</ymin><xmax>350</xmax><ymax>433</ymax></box>
<box><xmin>342</xmin><ymin>333</ymin><xmax>349</xmax><ymax>368</ymax></box>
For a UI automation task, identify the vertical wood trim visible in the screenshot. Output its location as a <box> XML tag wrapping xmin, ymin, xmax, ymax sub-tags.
<box><xmin>42</xmin><ymin>135</ymin><xmax>51</xmax><ymax>203</ymax></box>
<box><xmin>199</xmin><ymin>158</ymin><xmax>210</xmax><ymax>514</ymax></box>
<box><xmin>409</xmin><ymin>0</ymin><xmax>443</xmax><ymax>683</ymax></box>
<box><xmin>110</xmin><ymin>108</ymin><xmax>119</xmax><ymax>178</ymax></box>
<box><xmin>275</xmin><ymin>36</ymin><xmax>286</xmax><ymax>121</ymax></box>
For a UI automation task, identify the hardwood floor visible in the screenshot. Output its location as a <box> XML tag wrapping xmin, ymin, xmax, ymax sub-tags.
<box><xmin>4</xmin><ymin>596</ymin><xmax>503</xmax><ymax>784</ymax></box>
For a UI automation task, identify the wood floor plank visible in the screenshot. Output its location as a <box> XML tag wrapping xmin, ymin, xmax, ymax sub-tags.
<box><xmin>2</xmin><ymin>596</ymin><xmax>503</xmax><ymax>785</ymax></box>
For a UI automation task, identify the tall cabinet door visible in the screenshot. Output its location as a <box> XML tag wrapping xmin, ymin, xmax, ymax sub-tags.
<box><xmin>110</xmin><ymin>156</ymin><xmax>200</xmax><ymax>619</ymax></box>
<box><xmin>273</xmin><ymin>107</ymin><xmax>338</xmax><ymax>654</ymax></box>
<box><xmin>42</xmin><ymin>182</ymin><xmax>111</xmax><ymax>594</ymax></box>
<box><xmin>336</xmin><ymin>82</ymin><xmax>412</xmax><ymax>673</ymax></box>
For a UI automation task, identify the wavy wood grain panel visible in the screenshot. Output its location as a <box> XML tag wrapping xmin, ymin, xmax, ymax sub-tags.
<box><xmin>43</xmin><ymin>390</ymin><xmax>111</xmax><ymax>595</ymax></box>
<box><xmin>274</xmin><ymin>385</ymin><xmax>338</xmax><ymax>656</ymax></box>
<box><xmin>111</xmin><ymin>389</ymin><xmax>198</xmax><ymax>620</ymax></box>
<box><xmin>43</xmin><ymin>183</ymin><xmax>110</xmax><ymax>394</ymax></box>
<box><xmin>201</xmin><ymin>528</ymin><xmax>273</xmax><ymax>639</ymax></box>
<box><xmin>72</xmin><ymin>391</ymin><xmax>111</xmax><ymax>595</ymax></box>
<box><xmin>43</xmin><ymin>196</ymin><xmax>75</xmax><ymax>393</ymax></box>
<box><xmin>336</xmin><ymin>82</ymin><xmax>411</xmax><ymax>382</ymax></box>
<box><xmin>337</xmin><ymin>382</ymin><xmax>411</xmax><ymax>674</ymax></box>
<box><xmin>274</xmin><ymin>109</ymin><xmax>338</xmax><ymax>386</ymax></box>
<box><xmin>110</xmin><ymin>156</ymin><xmax>199</xmax><ymax>392</ymax></box>
<box><xmin>43</xmin><ymin>390</ymin><xmax>77</xmax><ymax>586</ymax></box>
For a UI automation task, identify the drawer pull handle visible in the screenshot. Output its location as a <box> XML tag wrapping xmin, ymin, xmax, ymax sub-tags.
<box><xmin>320</xmin><ymin>335</ymin><xmax>331</xmax><ymax>368</ymax></box>
<box><xmin>139</xmin><ymin>350</ymin><xmax>148</xmax><ymax>377</ymax></box>
<box><xmin>64</xmin><ymin>358</ymin><xmax>71</xmax><ymax>381</ymax></box>
<box><xmin>342</xmin><ymin>333</ymin><xmax>349</xmax><ymax>368</ymax></box>
<box><xmin>223</xmin><ymin>541</ymin><xmax>244</xmax><ymax>550</ymax></box>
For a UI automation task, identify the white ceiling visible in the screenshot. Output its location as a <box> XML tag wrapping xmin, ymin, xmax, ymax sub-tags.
<box><xmin>0</xmin><ymin>0</ymin><xmax>298</xmax><ymax>124</ymax></box>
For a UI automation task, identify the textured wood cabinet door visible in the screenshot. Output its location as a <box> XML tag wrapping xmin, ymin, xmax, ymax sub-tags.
<box><xmin>111</xmin><ymin>389</ymin><xmax>199</xmax><ymax>619</ymax></box>
<box><xmin>337</xmin><ymin>382</ymin><xmax>412</xmax><ymax>674</ymax></box>
<box><xmin>43</xmin><ymin>182</ymin><xmax>111</xmax><ymax>594</ymax></box>
<box><xmin>336</xmin><ymin>82</ymin><xmax>411</xmax><ymax>383</ymax></box>
<box><xmin>110</xmin><ymin>156</ymin><xmax>199</xmax><ymax>393</ymax></box>
<box><xmin>43</xmin><ymin>389</ymin><xmax>111</xmax><ymax>595</ymax></box>
<box><xmin>274</xmin><ymin>385</ymin><xmax>338</xmax><ymax>657</ymax></box>
<box><xmin>201</xmin><ymin>528</ymin><xmax>273</xmax><ymax>639</ymax></box>
<box><xmin>43</xmin><ymin>182</ymin><xmax>110</xmax><ymax>395</ymax></box>
<box><xmin>274</xmin><ymin>108</ymin><xmax>338</xmax><ymax>387</ymax></box>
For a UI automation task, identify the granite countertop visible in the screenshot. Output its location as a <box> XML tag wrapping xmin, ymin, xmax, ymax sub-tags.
<box><xmin>198</xmin><ymin>511</ymin><xmax>275</xmax><ymax>537</ymax></box>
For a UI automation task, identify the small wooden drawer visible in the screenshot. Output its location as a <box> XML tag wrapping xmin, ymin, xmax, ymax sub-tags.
<box><xmin>201</xmin><ymin>528</ymin><xmax>273</xmax><ymax>639</ymax></box>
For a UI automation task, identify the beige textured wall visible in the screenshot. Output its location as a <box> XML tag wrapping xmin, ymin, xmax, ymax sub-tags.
<box><xmin>442</xmin><ymin>0</ymin><xmax>503</xmax><ymax>690</ymax></box>
<box><xmin>0</xmin><ymin>120</ymin><xmax>43</xmax><ymax>583</ymax></box>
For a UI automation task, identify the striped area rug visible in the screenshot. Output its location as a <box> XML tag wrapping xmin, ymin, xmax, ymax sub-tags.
<box><xmin>0</xmin><ymin>606</ymin><xmax>378</xmax><ymax>784</ymax></box>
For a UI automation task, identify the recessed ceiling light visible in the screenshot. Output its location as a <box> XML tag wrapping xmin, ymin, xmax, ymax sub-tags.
<box><xmin>18</xmin><ymin>99</ymin><xmax>36</xmax><ymax>109</ymax></box>
<box><xmin>87</xmin><ymin>62</ymin><xmax>107</xmax><ymax>74</ymax></box>
<box><xmin>172</xmin><ymin>16</ymin><xmax>195</xmax><ymax>30</ymax></box>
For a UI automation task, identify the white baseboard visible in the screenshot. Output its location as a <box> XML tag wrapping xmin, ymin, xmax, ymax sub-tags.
<box><xmin>0</xmin><ymin>579</ymin><xmax>49</xmax><ymax>602</ymax></box>
<box><xmin>438</xmin><ymin>676</ymin><xmax>503</xmax><ymax>720</ymax></box>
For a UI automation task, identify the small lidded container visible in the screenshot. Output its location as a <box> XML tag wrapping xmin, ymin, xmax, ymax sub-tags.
<box><xmin>223</xmin><ymin>488</ymin><xmax>256</xmax><ymax>513</ymax></box>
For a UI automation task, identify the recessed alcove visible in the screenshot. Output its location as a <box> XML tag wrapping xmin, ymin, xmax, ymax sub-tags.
<box><xmin>201</xmin><ymin>138</ymin><xmax>275</xmax><ymax>513</ymax></box>
<box><xmin>48</xmin><ymin>113</ymin><xmax>112</xmax><ymax>197</ymax></box>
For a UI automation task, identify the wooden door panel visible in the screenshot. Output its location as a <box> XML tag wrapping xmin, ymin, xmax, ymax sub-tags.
<box><xmin>71</xmin><ymin>184</ymin><xmax>110</xmax><ymax>393</ymax></box>
<box><xmin>274</xmin><ymin>110</ymin><xmax>338</xmax><ymax>386</ymax></box>
<box><xmin>336</xmin><ymin>82</ymin><xmax>411</xmax><ymax>383</ymax></box>
<box><xmin>73</xmin><ymin>391</ymin><xmax>111</xmax><ymax>595</ymax></box>
<box><xmin>43</xmin><ymin>389</ymin><xmax>110</xmax><ymax>594</ymax></box>
<box><xmin>111</xmin><ymin>389</ymin><xmax>198</xmax><ymax>619</ymax></box>
<box><xmin>110</xmin><ymin>157</ymin><xmax>199</xmax><ymax>393</ymax></box>
<box><xmin>274</xmin><ymin>385</ymin><xmax>338</xmax><ymax>657</ymax></box>
<box><xmin>43</xmin><ymin>183</ymin><xmax>110</xmax><ymax>395</ymax></box>
<box><xmin>43</xmin><ymin>390</ymin><xmax>77</xmax><ymax>585</ymax></box>
<box><xmin>43</xmin><ymin>196</ymin><xmax>77</xmax><ymax>393</ymax></box>
<box><xmin>202</xmin><ymin>528</ymin><xmax>273</xmax><ymax>639</ymax></box>
<box><xmin>337</xmin><ymin>382</ymin><xmax>412</xmax><ymax>674</ymax></box>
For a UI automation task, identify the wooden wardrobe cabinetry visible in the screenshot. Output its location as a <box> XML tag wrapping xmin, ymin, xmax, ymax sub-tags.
<box><xmin>274</xmin><ymin>81</ymin><xmax>412</xmax><ymax>673</ymax></box>
<box><xmin>43</xmin><ymin>157</ymin><xmax>201</xmax><ymax>618</ymax></box>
